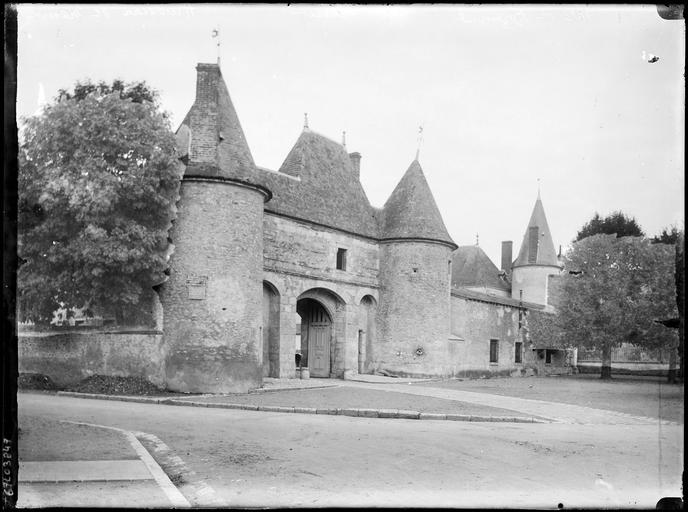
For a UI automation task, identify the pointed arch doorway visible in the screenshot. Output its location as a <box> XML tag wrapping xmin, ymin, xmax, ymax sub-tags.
<box><xmin>297</xmin><ymin>298</ymin><xmax>332</xmax><ymax>378</ymax></box>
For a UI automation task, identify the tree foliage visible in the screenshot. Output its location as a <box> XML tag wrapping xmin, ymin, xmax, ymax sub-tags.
<box><xmin>18</xmin><ymin>81</ymin><xmax>183</xmax><ymax>325</ymax></box>
<box><xmin>56</xmin><ymin>79</ymin><xmax>158</xmax><ymax>105</ymax></box>
<box><xmin>529</xmin><ymin>234</ymin><xmax>678</xmax><ymax>378</ymax></box>
<box><xmin>651</xmin><ymin>225</ymin><xmax>680</xmax><ymax>245</ymax></box>
<box><xmin>575</xmin><ymin>211</ymin><xmax>644</xmax><ymax>242</ymax></box>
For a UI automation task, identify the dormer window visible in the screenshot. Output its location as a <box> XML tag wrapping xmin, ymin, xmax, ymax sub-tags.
<box><xmin>336</xmin><ymin>248</ymin><xmax>347</xmax><ymax>271</ymax></box>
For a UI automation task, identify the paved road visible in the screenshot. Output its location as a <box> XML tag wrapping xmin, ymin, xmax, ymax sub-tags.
<box><xmin>18</xmin><ymin>393</ymin><xmax>683</xmax><ymax>509</ymax></box>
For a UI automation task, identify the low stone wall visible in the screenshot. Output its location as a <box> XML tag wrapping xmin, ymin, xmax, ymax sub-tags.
<box><xmin>18</xmin><ymin>330</ymin><xmax>166</xmax><ymax>388</ymax></box>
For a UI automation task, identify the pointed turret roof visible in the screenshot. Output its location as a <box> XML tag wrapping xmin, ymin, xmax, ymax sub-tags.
<box><xmin>513</xmin><ymin>194</ymin><xmax>559</xmax><ymax>268</ymax></box>
<box><xmin>451</xmin><ymin>245</ymin><xmax>510</xmax><ymax>293</ymax></box>
<box><xmin>258</xmin><ymin>129</ymin><xmax>378</xmax><ymax>237</ymax></box>
<box><xmin>380</xmin><ymin>160</ymin><xmax>456</xmax><ymax>248</ymax></box>
<box><xmin>177</xmin><ymin>63</ymin><xmax>266</xmax><ymax>189</ymax></box>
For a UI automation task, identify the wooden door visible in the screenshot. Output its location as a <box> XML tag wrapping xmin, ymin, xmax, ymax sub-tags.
<box><xmin>307</xmin><ymin>305</ymin><xmax>331</xmax><ymax>377</ymax></box>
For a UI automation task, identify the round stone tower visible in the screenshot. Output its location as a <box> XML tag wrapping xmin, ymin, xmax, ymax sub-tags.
<box><xmin>376</xmin><ymin>160</ymin><xmax>457</xmax><ymax>377</ymax></box>
<box><xmin>511</xmin><ymin>192</ymin><xmax>562</xmax><ymax>307</ymax></box>
<box><xmin>159</xmin><ymin>63</ymin><xmax>271</xmax><ymax>393</ymax></box>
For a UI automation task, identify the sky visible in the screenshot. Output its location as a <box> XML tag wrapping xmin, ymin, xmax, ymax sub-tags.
<box><xmin>15</xmin><ymin>4</ymin><xmax>685</xmax><ymax>266</ymax></box>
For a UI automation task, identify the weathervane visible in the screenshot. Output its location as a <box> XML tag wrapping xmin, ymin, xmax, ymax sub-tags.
<box><xmin>476</xmin><ymin>233</ymin><xmax>479</xmax><ymax>246</ymax></box>
<box><xmin>415</xmin><ymin>125</ymin><xmax>424</xmax><ymax>161</ymax></box>
<box><xmin>304</xmin><ymin>113</ymin><xmax>309</xmax><ymax>131</ymax></box>
<box><xmin>342</xmin><ymin>131</ymin><xmax>346</xmax><ymax>148</ymax></box>
<box><xmin>212</xmin><ymin>28</ymin><xmax>221</xmax><ymax>65</ymax></box>
<box><xmin>537</xmin><ymin>177</ymin><xmax>541</xmax><ymax>199</ymax></box>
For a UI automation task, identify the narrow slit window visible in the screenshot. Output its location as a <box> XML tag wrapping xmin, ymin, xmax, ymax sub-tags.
<box><xmin>545</xmin><ymin>349</ymin><xmax>552</xmax><ymax>364</ymax></box>
<box><xmin>489</xmin><ymin>339</ymin><xmax>499</xmax><ymax>363</ymax></box>
<box><xmin>336</xmin><ymin>248</ymin><xmax>347</xmax><ymax>271</ymax></box>
<box><xmin>515</xmin><ymin>341</ymin><xmax>522</xmax><ymax>363</ymax></box>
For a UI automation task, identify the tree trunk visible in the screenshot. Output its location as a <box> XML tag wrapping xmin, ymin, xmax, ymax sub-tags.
<box><xmin>600</xmin><ymin>345</ymin><xmax>612</xmax><ymax>379</ymax></box>
<box><xmin>678</xmin><ymin>320</ymin><xmax>684</xmax><ymax>382</ymax></box>
<box><xmin>667</xmin><ymin>347</ymin><xmax>677</xmax><ymax>384</ymax></box>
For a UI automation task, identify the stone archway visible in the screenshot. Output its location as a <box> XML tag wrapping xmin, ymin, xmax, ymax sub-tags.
<box><xmin>297</xmin><ymin>298</ymin><xmax>332</xmax><ymax>377</ymax></box>
<box><xmin>262</xmin><ymin>281</ymin><xmax>281</xmax><ymax>378</ymax></box>
<box><xmin>296</xmin><ymin>288</ymin><xmax>347</xmax><ymax>378</ymax></box>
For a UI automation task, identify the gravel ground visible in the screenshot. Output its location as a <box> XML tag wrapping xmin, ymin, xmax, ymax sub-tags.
<box><xmin>65</xmin><ymin>375</ymin><xmax>166</xmax><ymax>395</ymax></box>
<box><xmin>417</xmin><ymin>374</ymin><xmax>684</xmax><ymax>423</ymax></box>
<box><xmin>18</xmin><ymin>373</ymin><xmax>59</xmax><ymax>391</ymax></box>
<box><xmin>18</xmin><ymin>417</ymin><xmax>136</xmax><ymax>461</ymax></box>
<box><xmin>175</xmin><ymin>386</ymin><xmax>535</xmax><ymax>417</ymax></box>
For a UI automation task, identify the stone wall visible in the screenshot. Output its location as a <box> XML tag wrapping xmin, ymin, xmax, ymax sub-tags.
<box><xmin>18</xmin><ymin>330</ymin><xmax>165</xmax><ymax>387</ymax></box>
<box><xmin>159</xmin><ymin>179</ymin><xmax>265</xmax><ymax>393</ymax></box>
<box><xmin>263</xmin><ymin>213</ymin><xmax>379</xmax><ymax>287</ymax></box>
<box><xmin>449</xmin><ymin>295</ymin><xmax>523</xmax><ymax>375</ymax></box>
<box><xmin>510</xmin><ymin>265</ymin><xmax>561</xmax><ymax>306</ymax></box>
<box><xmin>376</xmin><ymin>242</ymin><xmax>453</xmax><ymax>377</ymax></box>
<box><xmin>262</xmin><ymin>214</ymin><xmax>380</xmax><ymax>379</ymax></box>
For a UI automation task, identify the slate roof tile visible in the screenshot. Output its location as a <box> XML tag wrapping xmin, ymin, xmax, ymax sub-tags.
<box><xmin>451</xmin><ymin>245</ymin><xmax>511</xmax><ymax>292</ymax></box>
<box><xmin>259</xmin><ymin>130</ymin><xmax>379</xmax><ymax>237</ymax></box>
<box><xmin>513</xmin><ymin>194</ymin><xmax>560</xmax><ymax>268</ymax></box>
<box><xmin>380</xmin><ymin>160</ymin><xmax>456</xmax><ymax>247</ymax></box>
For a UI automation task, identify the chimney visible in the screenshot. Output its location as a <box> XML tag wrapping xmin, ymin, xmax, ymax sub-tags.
<box><xmin>349</xmin><ymin>152</ymin><xmax>361</xmax><ymax>180</ymax></box>
<box><xmin>194</xmin><ymin>63</ymin><xmax>220</xmax><ymax>103</ymax></box>
<box><xmin>501</xmin><ymin>241</ymin><xmax>513</xmax><ymax>273</ymax></box>
<box><xmin>189</xmin><ymin>63</ymin><xmax>221</xmax><ymax>164</ymax></box>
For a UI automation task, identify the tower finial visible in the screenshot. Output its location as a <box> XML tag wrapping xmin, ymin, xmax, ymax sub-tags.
<box><xmin>212</xmin><ymin>28</ymin><xmax>221</xmax><ymax>66</ymax></box>
<box><xmin>342</xmin><ymin>130</ymin><xmax>346</xmax><ymax>148</ymax></box>
<box><xmin>476</xmin><ymin>232</ymin><xmax>479</xmax><ymax>246</ymax></box>
<box><xmin>537</xmin><ymin>177</ymin><xmax>541</xmax><ymax>199</ymax></box>
<box><xmin>303</xmin><ymin>113</ymin><xmax>309</xmax><ymax>131</ymax></box>
<box><xmin>415</xmin><ymin>125</ymin><xmax>424</xmax><ymax>161</ymax></box>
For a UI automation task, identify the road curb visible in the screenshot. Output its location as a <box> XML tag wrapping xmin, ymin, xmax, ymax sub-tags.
<box><xmin>60</xmin><ymin>420</ymin><xmax>191</xmax><ymax>508</ymax></box>
<box><xmin>52</xmin><ymin>391</ymin><xmax>549</xmax><ymax>423</ymax></box>
<box><xmin>248</xmin><ymin>384</ymin><xmax>340</xmax><ymax>393</ymax></box>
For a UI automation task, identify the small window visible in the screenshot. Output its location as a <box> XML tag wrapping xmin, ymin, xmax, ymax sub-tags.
<box><xmin>489</xmin><ymin>339</ymin><xmax>499</xmax><ymax>363</ymax></box>
<box><xmin>336</xmin><ymin>248</ymin><xmax>347</xmax><ymax>270</ymax></box>
<box><xmin>528</xmin><ymin>226</ymin><xmax>539</xmax><ymax>264</ymax></box>
<box><xmin>515</xmin><ymin>342</ymin><xmax>522</xmax><ymax>363</ymax></box>
<box><xmin>545</xmin><ymin>349</ymin><xmax>553</xmax><ymax>364</ymax></box>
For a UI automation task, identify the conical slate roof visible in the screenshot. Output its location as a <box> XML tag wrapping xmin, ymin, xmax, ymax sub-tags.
<box><xmin>259</xmin><ymin>129</ymin><xmax>378</xmax><ymax>237</ymax></box>
<box><xmin>451</xmin><ymin>245</ymin><xmax>510</xmax><ymax>292</ymax></box>
<box><xmin>380</xmin><ymin>160</ymin><xmax>456</xmax><ymax>247</ymax></box>
<box><xmin>513</xmin><ymin>194</ymin><xmax>559</xmax><ymax>268</ymax></box>
<box><xmin>177</xmin><ymin>63</ymin><xmax>265</xmax><ymax>188</ymax></box>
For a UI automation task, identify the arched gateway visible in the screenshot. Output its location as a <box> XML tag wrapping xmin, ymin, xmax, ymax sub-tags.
<box><xmin>297</xmin><ymin>298</ymin><xmax>332</xmax><ymax>377</ymax></box>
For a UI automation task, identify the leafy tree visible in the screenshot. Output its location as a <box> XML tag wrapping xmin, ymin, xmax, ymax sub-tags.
<box><xmin>575</xmin><ymin>211</ymin><xmax>644</xmax><ymax>242</ymax></box>
<box><xmin>529</xmin><ymin>234</ymin><xmax>677</xmax><ymax>379</ymax></box>
<box><xmin>651</xmin><ymin>225</ymin><xmax>680</xmax><ymax>245</ymax></box>
<box><xmin>675</xmin><ymin>230</ymin><xmax>684</xmax><ymax>381</ymax></box>
<box><xmin>18</xmin><ymin>81</ymin><xmax>183</xmax><ymax>326</ymax></box>
<box><xmin>56</xmin><ymin>79</ymin><xmax>158</xmax><ymax>105</ymax></box>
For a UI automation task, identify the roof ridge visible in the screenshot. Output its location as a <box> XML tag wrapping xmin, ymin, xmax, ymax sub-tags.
<box><xmin>302</xmin><ymin>128</ymin><xmax>347</xmax><ymax>149</ymax></box>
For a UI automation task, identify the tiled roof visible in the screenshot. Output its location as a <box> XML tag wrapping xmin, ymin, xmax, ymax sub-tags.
<box><xmin>451</xmin><ymin>287</ymin><xmax>545</xmax><ymax>310</ymax></box>
<box><xmin>259</xmin><ymin>130</ymin><xmax>379</xmax><ymax>237</ymax></box>
<box><xmin>380</xmin><ymin>160</ymin><xmax>456</xmax><ymax>247</ymax></box>
<box><xmin>513</xmin><ymin>194</ymin><xmax>560</xmax><ymax>268</ymax></box>
<box><xmin>451</xmin><ymin>245</ymin><xmax>511</xmax><ymax>292</ymax></box>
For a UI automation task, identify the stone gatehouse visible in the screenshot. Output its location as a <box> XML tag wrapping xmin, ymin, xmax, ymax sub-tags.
<box><xmin>153</xmin><ymin>62</ymin><xmax>569</xmax><ymax>393</ymax></box>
